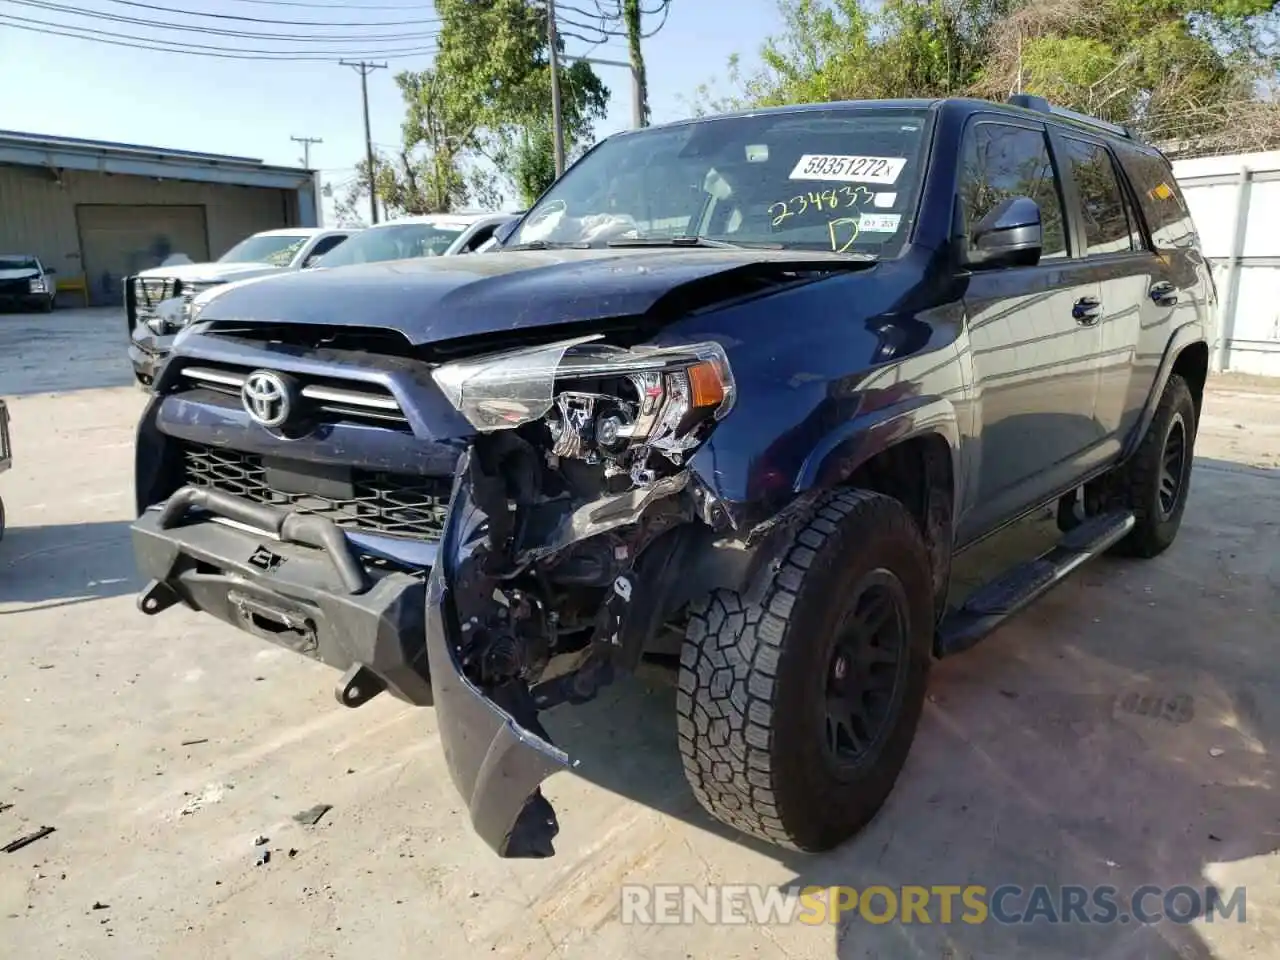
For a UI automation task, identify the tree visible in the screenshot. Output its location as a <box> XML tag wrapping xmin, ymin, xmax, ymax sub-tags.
<box><xmin>693</xmin><ymin>0</ymin><xmax>1280</xmax><ymax>156</ymax></box>
<box><xmin>334</xmin><ymin>0</ymin><xmax>611</xmax><ymax>217</ymax></box>
<box><xmin>422</xmin><ymin>0</ymin><xmax>609</xmax><ymax>196</ymax></box>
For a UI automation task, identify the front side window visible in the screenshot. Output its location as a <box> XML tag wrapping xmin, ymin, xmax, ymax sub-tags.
<box><xmin>316</xmin><ymin>223</ymin><xmax>467</xmax><ymax>267</ymax></box>
<box><xmin>512</xmin><ymin>108</ymin><xmax>933</xmax><ymax>258</ymax></box>
<box><xmin>958</xmin><ymin>122</ymin><xmax>1068</xmax><ymax>259</ymax></box>
<box><xmin>1060</xmin><ymin>138</ymin><xmax>1134</xmax><ymax>256</ymax></box>
<box><xmin>218</xmin><ymin>234</ymin><xmax>310</xmax><ymax>267</ymax></box>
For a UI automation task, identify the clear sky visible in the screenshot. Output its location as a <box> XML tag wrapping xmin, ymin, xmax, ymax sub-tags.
<box><xmin>0</xmin><ymin>0</ymin><xmax>783</xmax><ymax>219</ymax></box>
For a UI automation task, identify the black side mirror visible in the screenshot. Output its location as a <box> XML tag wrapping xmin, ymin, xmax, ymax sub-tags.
<box><xmin>962</xmin><ymin>196</ymin><xmax>1042</xmax><ymax>268</ymax></box>
<box><xmin>45</xmin><ymin>266</ymin><xmax>57</xmax><ymax>274</ymax></box>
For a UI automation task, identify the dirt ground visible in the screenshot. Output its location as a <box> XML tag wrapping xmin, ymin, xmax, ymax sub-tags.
<box><xmin>1</xmin><ymin>308</ymin><xmax>1277</xmax><ymax>959</ymax></box>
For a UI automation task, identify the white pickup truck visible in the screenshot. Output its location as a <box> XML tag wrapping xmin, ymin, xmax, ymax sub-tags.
<box><xmin>126</xmin><ymin>227</ymin><xmax>355</xmax><ymax>385</ymax></box>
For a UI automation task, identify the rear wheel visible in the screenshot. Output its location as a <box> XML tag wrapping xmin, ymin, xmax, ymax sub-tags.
<box><xmin>677</xmin><ymin>489</ymin><xmax>934</xmax><ymax>851</ymax></box>
<box><xmin>1111</xmin><ymin>373</ymin><xmax>1197</xmax><ymax>558</ymax></box>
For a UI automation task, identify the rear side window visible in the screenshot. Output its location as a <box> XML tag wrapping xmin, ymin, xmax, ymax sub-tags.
<box><xmin>958</xmin><ymin>121</ymin><xmax>1068</xmax><ymax>259</ymax></box>
<box><xmin>1060</xmin><ymin>137</ymin><xmax>1134</xmax><ymax>256</ymax></box>
<box><xmin>1113</xmin><ymin>144</ymin><xmax>1197</xmax><ymax>249</ymax></box>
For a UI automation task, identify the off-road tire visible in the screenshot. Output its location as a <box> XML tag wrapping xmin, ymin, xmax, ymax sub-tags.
<box><xmin>677</xmin><ymin>489</ymin><xmax>934</xmax><ymax>852</ymax></box>
<box><xmin>1111</xmin><ymin>373</ymin><xmax>1197</xmax><ymax>558</ymax></box>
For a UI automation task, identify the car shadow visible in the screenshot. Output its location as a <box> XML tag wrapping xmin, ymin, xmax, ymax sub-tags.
<box><xmin>0</xmin><ymin>519</ymin><xmax>140</xmax><ymax>611</ymax></box>
<box><xmin>544</xmin><ymin>459</ymin><xmax>1278</xmax><ymax>958</ymax></box>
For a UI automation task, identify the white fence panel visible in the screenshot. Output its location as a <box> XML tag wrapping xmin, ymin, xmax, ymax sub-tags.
<box><xmin>1173</xmin><ymin>151</ymin><xmax>1280</xmax><ymax>376</ymax></box>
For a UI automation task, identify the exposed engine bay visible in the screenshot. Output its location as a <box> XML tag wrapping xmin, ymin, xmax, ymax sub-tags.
<box><xmin>430</xmin><ymin>336</ymin><xmax>736</xmax><ymax>716</ymax></box>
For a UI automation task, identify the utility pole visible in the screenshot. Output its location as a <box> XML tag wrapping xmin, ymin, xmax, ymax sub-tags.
<box><xmin>622</xmin><ymin>0</ymin><xmax>649</xmax><ymax>128</ymax></box>
<box><xmin>340</xmin><ymin>60</ymin><xmax>387</xmax><ymax>224</ymax></box>
<box><xmin>547</xmin><ymin>0</ymin><xmax>565</xmax><ymax>178</ymax></box>
<box><xmin>291</xmin><ymin>135</ymin><xmax>322</xmax><ymax>169</ymax></box>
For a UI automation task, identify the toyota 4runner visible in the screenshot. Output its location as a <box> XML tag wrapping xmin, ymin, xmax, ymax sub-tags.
<box><xmin>130</xmin><ymin>95</ymin><xmax>1212</xmax><ymax>858</ymax></box>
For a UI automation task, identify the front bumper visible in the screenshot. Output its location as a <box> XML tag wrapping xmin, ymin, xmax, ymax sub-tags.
<box><xmin>132</xmin><ymin>470</ymin><xmax>571</xmax><ymax>858</ymax></box>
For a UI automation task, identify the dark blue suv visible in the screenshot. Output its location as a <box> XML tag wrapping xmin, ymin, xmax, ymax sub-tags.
<box><xmin>130</xmin><ymin>95</ymin><xmax>1212</xmax><ymax>858</ymax></box>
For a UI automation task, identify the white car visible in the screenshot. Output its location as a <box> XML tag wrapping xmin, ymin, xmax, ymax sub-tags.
<box><xmin>127</xmin><ymin>227</ymin><xmax>355</xmax><ymax>385</ymax></box>
<box><xmin>0</xmin><ymin>254</ymin><xmax>58</xmax><ymax>313</ymax></box>
<box><xmin>310</xmin><ymin>212</ymin><xmax>521</xmax><ymax>269</ymax></box>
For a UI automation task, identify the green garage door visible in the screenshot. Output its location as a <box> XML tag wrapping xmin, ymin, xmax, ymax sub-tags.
<box><xmin>76</xmin><ymin>204</ymin><xmax>210</xmax><ymax>305</ymax></box>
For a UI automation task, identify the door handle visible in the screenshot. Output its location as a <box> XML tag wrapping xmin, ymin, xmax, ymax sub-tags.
<box><xmin>1072</xmin><ymin>296</ymin><xmax>1103</xmax><ymax>325</ymax></box>
<box><xmin>1149</xmin><ymin>281</ymin><xmax>1179</xmax><ymax>306</ymax></box>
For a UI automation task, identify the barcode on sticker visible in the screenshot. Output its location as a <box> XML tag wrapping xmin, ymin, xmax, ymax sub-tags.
<box><xmin>858</xmin><ymin>213</ymin><xmax>901</xmax><ymax>233</ymax></box>
<box><xmin>789</xmin><ymin>154</ymin><xmax>906</xmax><ymax>184</ymax></box>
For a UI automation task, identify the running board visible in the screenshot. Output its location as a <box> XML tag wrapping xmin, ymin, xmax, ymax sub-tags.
<box><xmin>935</xmin><ymin>510</ymin><xmax>1135</xmax><ymax>658</ymax></box>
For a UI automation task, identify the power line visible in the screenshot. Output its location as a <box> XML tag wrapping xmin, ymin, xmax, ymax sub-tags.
<box><xmin>75</xmin><ymin>0</ymin><xmax>442</xmax><ymax>27</ymax></box>
<box><xmin>12</xmin><ymin>1</ymin><xmax>441</xmax><ymax>43</ymax></box>
<box><xmin>0</xmin><ymin>18</ymin><xmax>438</xmax><ymax>60</ymax></box>
<box><xmin>226</xmin><ymin>0</ymin><xmax>431</xmax><ymax>8</ymax></box>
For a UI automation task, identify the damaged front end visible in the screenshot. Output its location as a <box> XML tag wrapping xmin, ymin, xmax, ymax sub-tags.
<box><xmin>424</xmin><ymin>336</ymin><xmax>736</xmax><ymax>858</ymax></box>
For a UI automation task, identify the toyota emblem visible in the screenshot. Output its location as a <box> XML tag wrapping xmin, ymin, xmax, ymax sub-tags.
<box><xmin>241</xmin><ymin>370</ymin><xmax>293</xmax><ymax>428</ymax></box>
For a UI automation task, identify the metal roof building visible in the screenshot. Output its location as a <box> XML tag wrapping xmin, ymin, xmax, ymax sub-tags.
<box><xmin>0</xmin><ymin>130</ymin><xmax>321</xmax><ymax>306</ymax></box>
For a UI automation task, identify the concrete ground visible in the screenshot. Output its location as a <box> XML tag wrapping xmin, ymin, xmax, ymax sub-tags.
<box><xmin>1</xmin><ymin>308</ymin><xmax>1277</xmax><ymax>960</ymax></box>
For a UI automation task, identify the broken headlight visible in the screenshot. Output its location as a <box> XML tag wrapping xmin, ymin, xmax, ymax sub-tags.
<box><xmin>431</xmin><ymin>335</ymin><xmax>735</xmax><ymax>471</ymax></box>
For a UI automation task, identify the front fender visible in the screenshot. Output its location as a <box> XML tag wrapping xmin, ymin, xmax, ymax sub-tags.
<box><xmin>794</xmin><ymin>394</ymin><xmax>961</xmax><ymax>494</ymax></box>
<box><xmin>424</xmin><ymin>450</ymin><xmax>572</xmax><ymax>858</ymax></box>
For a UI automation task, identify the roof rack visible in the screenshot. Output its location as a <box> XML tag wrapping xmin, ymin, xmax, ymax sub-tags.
<box><xmin>1006</xmin><ymin>93</ymin><xmax>1138</xmax><ymax>140</ymax></box>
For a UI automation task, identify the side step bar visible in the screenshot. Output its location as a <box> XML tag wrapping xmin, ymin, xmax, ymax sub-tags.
<box><xmin>936</xmin><ymin>510</ymin><xmax>1135</xmax><ymax>658</ymax></box>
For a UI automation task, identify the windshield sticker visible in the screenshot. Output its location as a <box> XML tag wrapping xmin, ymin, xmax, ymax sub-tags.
<box><xmin>873</xmin><ymin>192</ymin><xmax>897</xmax><ymax>209</ymax></box>
<box><xmin>789</xmin><ymin>154</ymin><xmax>906</xmax><ymax>184</ymax></box>
<box><xmin>858</xmin><ymin>213</ymin><xmax>901</xmax><ymax>233</ymax></box>
<box><xmin>769</xmin><ymin>185</ymin><xmax>874</xmax><ymax>227</ymax></box>
<box><xmin>745</xmin><ymin>144</ymin><xmax>769</xmax><ymax>163</ymax></box>
<box><xmin>828</xmin><ymin>217</ymin><xmax>862</xmax><ymax>253</ymax></box>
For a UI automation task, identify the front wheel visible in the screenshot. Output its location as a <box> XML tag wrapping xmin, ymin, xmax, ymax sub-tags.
<box><xmin>677</xmin><ymin>489</ymin><xmax>934</xmax><ymax>852</ymax></box>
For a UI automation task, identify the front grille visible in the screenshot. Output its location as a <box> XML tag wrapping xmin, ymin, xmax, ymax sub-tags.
<box><xmin>178</xmin><ymin>364</ymin><xmax>409</xmax><ymax>429</ymax></box>
<box><xmin>131</xmin><ymin>276</ymin><xmax>183</xmax><ymax>327</ymax></box>
<box><xmin>180</xmin><ymin>442</ymin><xmax>450</xmax><ymax>540</ymax></box>
<box><xmin>0</xmin><ymin>278</ymin><xmax>29</xmax><ymax>297</ymax></box>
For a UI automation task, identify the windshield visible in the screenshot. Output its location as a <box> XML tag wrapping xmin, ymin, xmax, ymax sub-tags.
<box><xmin>315</xmin><ymin>223</ymin><xmax>468</xmax><ymax>267</ymax></box>
<box><xmin>0</xmin><ymin>256</ymin><xmax>38</xmax><ymax>271</ymax></box>
<box><xmin>218</xmin><ymin>234</ymin><xmax>310</xmax><ymax>267</ymax></box>
<box><xmin>511</xmin><ymin>107</ymin><xmax>931</xmax><ymax>257</ymax></box>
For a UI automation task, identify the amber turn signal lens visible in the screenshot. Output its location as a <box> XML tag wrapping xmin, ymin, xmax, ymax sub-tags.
<box><xmin>688</xmin><ymin>361</ymin><xmax>726</xmax><ymax>409</ymax></box>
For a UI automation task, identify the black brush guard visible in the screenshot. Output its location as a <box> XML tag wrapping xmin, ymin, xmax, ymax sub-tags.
<box><xmin>131</xmin><ymin>466</ymin><xmax>571</xmax><ymax>858</ymax></box>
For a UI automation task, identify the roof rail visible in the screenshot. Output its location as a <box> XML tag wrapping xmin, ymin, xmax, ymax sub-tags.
<box><xmin>1007</xmin><ymin>93</ymin><xmax>1135</xmax><ymax>140</ymax></box>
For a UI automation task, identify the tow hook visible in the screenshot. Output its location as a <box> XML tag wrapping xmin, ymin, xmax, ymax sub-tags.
<box><xmin>335</xmin><ymin>663</ymin><xmax>387</xmax><ymax>708</ymax></box>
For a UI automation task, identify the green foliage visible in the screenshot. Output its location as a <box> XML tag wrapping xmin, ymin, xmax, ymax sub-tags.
<box><xmin>338</xmin><ymin>0</ymin><xmax>611</xmax><ymax>217</ymax></box>
<box><xmin>695</xmin><ymin>0</ymin><xmax>1280</xmax><ymax>153</ymax></box>
<box><xmin>419</xmin><ymin>0</ymin><xmax>608</xmax><ymax>189</ymax></box>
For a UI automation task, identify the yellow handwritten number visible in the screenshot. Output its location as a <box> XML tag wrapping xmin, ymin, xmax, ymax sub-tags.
<box><xmin>768</xmin><ymin>201</ymin><xmax>792</xmax><ymax>227</ymax></box>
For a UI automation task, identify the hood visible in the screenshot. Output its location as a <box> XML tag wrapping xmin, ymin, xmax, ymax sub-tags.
<box><xmin>0</xmin><ymin>268</ymin><xmax>40</xmax><ymax>281</ymax></box>
<box><xmin>196</xmin><ymin>248</ymin><xmax>871</xmax><ymax>345</ymax></box>
<box><xmin>134</xmin><ymin>262</ymin><xmax>284</xmax><ymax>284</ymax></box>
